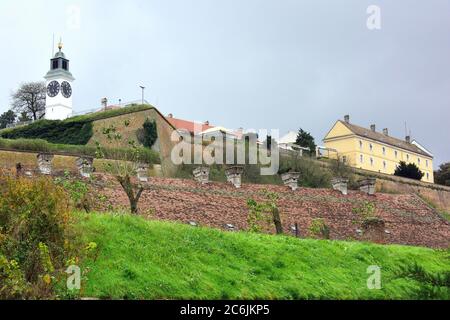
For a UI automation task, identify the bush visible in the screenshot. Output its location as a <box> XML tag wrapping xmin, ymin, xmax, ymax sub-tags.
<box><xmin>0</xmin><ymin>104</ymin><xmax>154</xmax><ymax>145</ymax></box>
<box><xmin>1</xmin><ymin>120</ymin><xmax>93</xmax><ymax>145</ymax></box>
<box><xmin>394</xmin><ymin>161</ymin><xmax>424</xmax><ymax>181</ymax></box>
<box><xmin>137</xmin><ymin>118</ymin><xmax>158</xmax><ymax>148</ymax></box>
<box><xmin>279</xmin><ymin>156</ymin><xmax>331</xmax><ymax>188</ymax></box>
<box><xmin>0</xmin><ymin>174</ymin><xmax>72</xmax><ymax>298</ymax></box>
<box><xmin>309</xmin><ymin>218</ymin><xmax>330</xmax><ymax>239</ymax></box>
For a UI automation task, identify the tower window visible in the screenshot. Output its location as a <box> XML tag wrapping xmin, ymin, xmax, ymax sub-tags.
<box><xmin>62</xmin><ymin>60</ymin><xmax>68</xmax><ymax>70</ymax></box>
<box><xmin>52</xmin><ymin>60</ymin><xmax>58</xmax><ymax>69</ymax></box>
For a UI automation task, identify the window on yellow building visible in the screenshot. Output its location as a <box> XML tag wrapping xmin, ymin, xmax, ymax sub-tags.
<box><xmin>370</xmin><ymin>158</ymin><xmax>374</xmax><ymax>166</ymax></box>
<box><xmin>418</xmin><ymin>158</ymin><xmax>421</xmax><ymax>165</ymax></box>
<box><xmin>370</xmin><ymin>144</ymin><xmax>373</xmax><ymax>152</ymax></box>
<box><xmin>395</xmin><ymin>150</ymin><xmax>398</xmax><ymax>158</ymax></box>
<box><xmin>359</xmin><ymin>140</ymin><xmax>363</xmax><ymax>149</ymax></box>
<box><xmin>360</xmin><ymin>154</ymin><xmax>363</xmax><ymax>163</ymax></box>
<box><xmin>406</xmin><ymin>154</ymin><xmax>410</xmax><ymax>161</ymax></box>
<box><xmin>383</xmin><ymin>161</ymin><xmax>387</xmax><ymax>170</ymax></box>
<box><xmin>426</xmin><ymin>160</ymin><xmax>429</xmax><ymax>167</ymax></box>
<box><xmin>426</xmin><ymin>173</ymin><xmax>429</xmax><ymax>180</ymax></box>
<box><xmin>382</xmin><ymin>147</ymin><xmax>386</xmax><ymax>155</ymax></box>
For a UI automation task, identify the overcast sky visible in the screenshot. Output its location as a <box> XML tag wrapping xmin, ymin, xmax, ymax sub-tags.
<box><xmin>0</xmin><ymin>0</ymin><xmax>449</xmax><ymax>168</ymax></box>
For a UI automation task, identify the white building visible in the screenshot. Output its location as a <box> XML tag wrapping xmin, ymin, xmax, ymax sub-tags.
<box><xmin>44</xmin><ymin>41</ymin><xmax>74</xmax><ymax>120</ymax></box>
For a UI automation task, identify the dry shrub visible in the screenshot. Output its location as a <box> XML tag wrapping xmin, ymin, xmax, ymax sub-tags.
<box><xmin>0</xmin><ymin>173</ymin><xmax>72</xmax><ymax>299</ymax></box>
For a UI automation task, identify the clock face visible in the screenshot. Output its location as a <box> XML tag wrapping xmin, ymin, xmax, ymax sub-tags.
<box><xmin>61</xmin><ymin>81</ymin><xmax>72</xmax><ymax>98</ymax></box>
<box><xmin>47</xmin><ymin>81</ymin><xmax>60</xmax><ymax>98</ymax></box>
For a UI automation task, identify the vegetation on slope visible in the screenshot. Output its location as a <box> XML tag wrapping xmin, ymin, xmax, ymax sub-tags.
<box><xmin>0</xmin><ymin>138</ymin><xmax>160</xmax><ymax>164</ymax></box>
<box><xmin>75</xmin><ymin>212</ymin><xmax>450</xmax><ymax>300</ymax></box>
<box><xmin>0</xmin><ymin>105</ymin><xmax>153</xmax><ymax>145</ymax></box>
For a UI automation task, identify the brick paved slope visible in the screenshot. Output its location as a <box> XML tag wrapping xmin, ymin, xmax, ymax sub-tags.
<box><xmin>94</xmin><ymin>176</ymin><xmax>450</xmax><ymax>248</ymax></box>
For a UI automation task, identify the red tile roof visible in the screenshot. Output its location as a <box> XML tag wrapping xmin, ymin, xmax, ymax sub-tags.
<box><xmin>166</xmin><ymin>116</ymin><xmax>214</xmax><ymax>134</ymax></box>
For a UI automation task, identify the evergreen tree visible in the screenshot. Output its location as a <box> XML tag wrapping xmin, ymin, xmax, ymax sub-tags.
<box><xmin>0</xmin><ymin>110</ymin><xmax>16</xmax><ymax>129</ymax></box>
<box><xmin>394</xmin><ymin>161</ymin><xmax>424</xmax><ymax>181</ymax></box>
<box><xmin>295</xmin><ymin>128</ymin><xmax>316</xmax><ymax>154</ymax></box>
<box><xmin>435</xmin><ymin>162</ymin><xmax>450</xmax><ymax>186</ymax></box>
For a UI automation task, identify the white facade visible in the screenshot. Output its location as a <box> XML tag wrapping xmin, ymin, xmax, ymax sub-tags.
<box><xmin>44</xmin><ymin>79</ymin><xmax>74</xmax><ymax>120</ymax></box>
<box><xmin>44</xmin><ymin>44</ymin><xmax>75</xmax><ymax>120</ymax></box>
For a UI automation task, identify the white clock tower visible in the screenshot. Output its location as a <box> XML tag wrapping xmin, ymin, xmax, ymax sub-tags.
<box><xmin>44</xmin><ymin>41</ymin><xmax>75</xmax><ymax>120</ymax></box>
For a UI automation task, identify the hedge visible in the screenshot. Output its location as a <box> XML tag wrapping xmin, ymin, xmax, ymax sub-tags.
<box><xmin>0</xmin><ymin>104</ymin><xmax>154</xmax><ymax>145</ymax></box>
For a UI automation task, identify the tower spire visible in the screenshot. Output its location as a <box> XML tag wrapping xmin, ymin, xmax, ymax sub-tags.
<box><xmin>58</xmin><ymin>37</ymin><xmax>63</xmax><ymax>51</ymax></box>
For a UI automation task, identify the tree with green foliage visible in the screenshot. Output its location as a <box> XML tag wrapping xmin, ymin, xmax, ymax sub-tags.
<box><xmin>295</xmin><ymin>128</ymin><xmax>316</xmax><ymax>154</ymax></box>
<box><xmin>435</xmin><ymin>162</ymin><xmax>450</xmax><ymax>186</ymax></box>
<box><xmin>139</xmin><ymin>118</ymin><xmax>158</xmax><ymax>148</ymax></box>
<box><xmin>0</xmin><ymin>110</ymin><xmax>16</xmax><ymax>129</ymax></box>
<box><xmin>394</xmin><ymin>161</ymin><xmax>424</xmax><ymax>181</ymax></box>
<box><xmin>11</xmin><ymin>81</ymin><xmax>46</xmax><ymax>121</ymax></box>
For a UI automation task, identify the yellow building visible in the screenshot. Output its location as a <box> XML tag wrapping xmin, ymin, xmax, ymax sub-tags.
<box><xmin>323</xmin><ymin>115</ymin><xmax>434</xmax><ymax>183</ymax></box>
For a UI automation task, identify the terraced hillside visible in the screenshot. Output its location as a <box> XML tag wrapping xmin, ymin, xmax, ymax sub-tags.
<box><xmin>91</xmin><ymin>175</ymin><xmax>450</xmax><ymax>248</ymax></box>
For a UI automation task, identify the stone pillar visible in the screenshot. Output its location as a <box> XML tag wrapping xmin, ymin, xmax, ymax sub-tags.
<box><xmin>193</xmin><ymin>166</ymin><xmax>210</xmax><ymax>185</ymax></box>
<box><xmin>281</xmin><ymin>172</ymin><xmax>300</xmax><ymax>191</ymax></box>
<box><xmin>225</xmin><ymin>166</ymin><xmax>244</xmax><ymax>188</ymax></box>
<box><xmin>76</xmin><ymin>156</ymin><xmax>94</xmax><ymax>178</ymax></box>
<box><xmin>359</xmin><ymin>178</ymin><xmax>376</xmax><ymax>195</ymax></box>
<box><xmin>37</xmin><ymin>153</ymin><xmax>54</xmax><ymax>175</ymax></box>
<box><xmin>136</xmin><ymin>163</ymin><xmax>149</xmax><ymax>182</ymax></box>
<box><xmin>331</xmin><ymin>177</ymin><xmax>349</xmax><ymax>195</ymax></box>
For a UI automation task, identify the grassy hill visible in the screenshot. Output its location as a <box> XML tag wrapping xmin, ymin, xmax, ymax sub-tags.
<box><xmin>0</xmin><ymin>105</ymin><xmax>153</xmax><ymax>145</ymax></box>
<box><xmin>74</xmin><ymin>212</ymin><xmax>450</xmax><ymax>300</ymax></box>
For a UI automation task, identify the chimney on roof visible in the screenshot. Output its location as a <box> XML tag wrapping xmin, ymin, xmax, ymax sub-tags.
<box><xmin>383</xmin><ymin>128</ymin><xmax>389</xmax><ymax>136</ymax></box>
<box><xmin>204</xmin><ymin>120</ymin><xmax>210</xmax><ymax>126</ymax></box>
<box><xmin>344</xmin><ymin>115</ymin><xmax>350</xmax><ymax>123</ymax></box>
<box><xmin>406</xmin><ymin>135</ymin><xmax>411</xmax><ymax>143</ymax></box>
<box><xmin>101</xmin><ymin>98</ymin><xmax>108</xmax><ymax>109</ymax></box>
<box><xmin>370</xmin><ymin>124</ymin><xmax>376</xmax><ymax>132</ymax></box>
<box><xmin>167</xmin><ymin>113</ymin><xmax>173</xmax><ymax>118</ymax></box>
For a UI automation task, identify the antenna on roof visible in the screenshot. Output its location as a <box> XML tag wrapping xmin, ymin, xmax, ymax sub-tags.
<box><xmin>52</xmin><ymin>33</ymin><xmax>55</xmax><ymax>56</ymax></box>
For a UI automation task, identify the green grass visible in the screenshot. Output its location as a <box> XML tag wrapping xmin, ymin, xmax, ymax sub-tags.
<box><xmin>0</xmin><ymin>138</ymin><xmax>160</xmax><ymax>164</ymax></box>
<box><xmin>74</xmin><ymin>212</ymin><xmax>450</xmax><ymax>300</ymax></box>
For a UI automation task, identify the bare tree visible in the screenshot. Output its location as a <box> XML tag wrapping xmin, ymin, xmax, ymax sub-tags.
<box><xmin>95</xmin><ymin>121</ymin><xmax>146</xmax><ymax>214</ymax></box>
<box><xmin>11</xmin><ymin>81</ymin><xmax>46</xmax><ymax>121</ymax></box>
